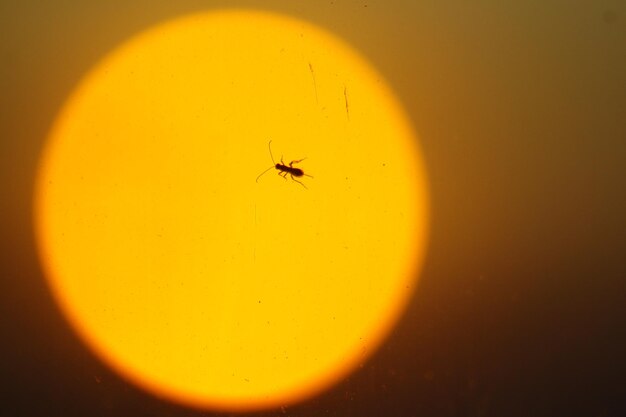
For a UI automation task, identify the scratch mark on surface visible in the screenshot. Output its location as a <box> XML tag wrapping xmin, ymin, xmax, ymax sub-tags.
<box><xmin>253</xmin><ymin>204</ymin><xmax>257</xmax><ymax>263</ymax></box>
<box><xmin>344</xmin><ymin>84</ymin><xmax>350</xmax><ymax>120</ymax></box>
<box><xmin>309</xmin><ymin>62</ymin><xmax>318</xmax><ymax>104</ymax></box>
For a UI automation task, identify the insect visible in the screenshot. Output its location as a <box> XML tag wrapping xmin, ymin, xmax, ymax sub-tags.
<box><xmin>256</xmin><ymin>140</ymin><xmax>312</xmax><ymax>189</ymax></box>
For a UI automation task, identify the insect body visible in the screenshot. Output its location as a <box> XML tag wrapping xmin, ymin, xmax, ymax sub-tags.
<box><xmin>256</xmin><ymin>140</ymin><xmax>312</xmax><ymax>188</ymax></box>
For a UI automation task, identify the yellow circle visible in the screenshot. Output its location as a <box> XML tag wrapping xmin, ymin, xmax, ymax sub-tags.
<box><xmin>35</xmin><ymin>10</ymin><xmax>429</xmax><ymax>412</ymax></box>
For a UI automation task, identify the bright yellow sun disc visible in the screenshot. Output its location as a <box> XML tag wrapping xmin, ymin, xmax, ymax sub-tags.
<box><xmin>35</xmin><ymin>9</ymin><xmax>429</xmax><ymax>411</ymax></box>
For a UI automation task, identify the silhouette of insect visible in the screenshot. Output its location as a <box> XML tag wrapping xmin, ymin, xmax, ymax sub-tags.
<box><xmin>256</xmin><ymin>140</ymin><xmax>313</xmax><ymax>189</ymax></box>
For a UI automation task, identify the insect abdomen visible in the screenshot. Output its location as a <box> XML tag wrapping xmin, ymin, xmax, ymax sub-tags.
<box><xmin>276</xmin><ymin>164</ymin><xmax>304</xmax><ymax>177</ymax></box>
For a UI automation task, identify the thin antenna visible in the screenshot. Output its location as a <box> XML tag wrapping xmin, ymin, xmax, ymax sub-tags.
<box><xmin>256</xmin><ymin>140</ymin><xmax>276</xmax><ymax>183</ymax></box>
<box><xmin>268</xmin><ymin>140</ymin><xmax>276</xmax><ymax>164</ymax></box>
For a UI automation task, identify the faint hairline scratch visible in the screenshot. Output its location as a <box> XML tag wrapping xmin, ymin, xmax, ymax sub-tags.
<box><xmin>253</xmin><ymin>204</ymin><xmax>257</xmax><ymax>263</ymax></box>
<box><xmin>344</xmin><ymin>84</ymin><xmax>350</xmax><ymax>120</ymax></box>
<box><xmin>308</xmin><ymin>62</ymin><xmax>318</xmax><ymax>104</ymax></box>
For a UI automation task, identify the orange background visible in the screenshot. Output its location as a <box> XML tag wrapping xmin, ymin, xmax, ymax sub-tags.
<box><xmin>1</xmin><ymin>1</ymin><xmax>625</xmax><ymax>416</ymax></box>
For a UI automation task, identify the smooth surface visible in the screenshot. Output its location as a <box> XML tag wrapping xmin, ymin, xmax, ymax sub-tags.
<box><xmin>3</xmin><ymin>1</ymin><xmax>625</xmax><ymax>416</ymax></box>
<box><xmin>34</xmin><ymin>10</ymin><xmax>429</xmax><ymax>411</ymax></box>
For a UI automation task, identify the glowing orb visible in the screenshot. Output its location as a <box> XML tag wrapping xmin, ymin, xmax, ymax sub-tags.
<box><xmin>35</xmin><ymin>9</ymin><xmax>429</xmax><ymax>412</ymax></box>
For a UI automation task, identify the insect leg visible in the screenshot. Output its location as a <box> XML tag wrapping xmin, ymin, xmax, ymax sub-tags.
<box><xmin>290</xmin><ymin>174</ymin><xmax>308</xmax><ymax>189</ymax></box>
<box><xmin>289</xmin><ymin>158</ymin><xmax>307</xmax><ymax>167</ymax></box>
